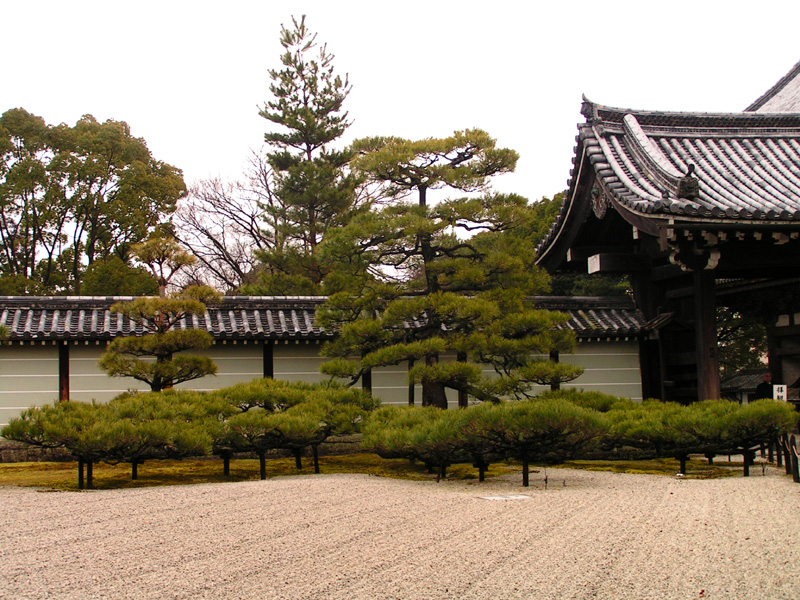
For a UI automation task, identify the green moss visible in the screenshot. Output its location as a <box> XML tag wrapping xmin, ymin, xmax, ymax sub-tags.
<box><xmin>562</xmin><ymin>458</ymin><xmax>740</xmax><ymax>479</ymax></box>
<box><xmin>0</xmin><ymin>453</ymin><xmax>748</xmax><ymax>491</ymax></box>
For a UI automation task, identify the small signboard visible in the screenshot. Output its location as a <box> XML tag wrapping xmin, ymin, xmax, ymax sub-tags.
<box><xmin>774</xmin><ymin>384</ymin><xmax>788</xmax><ymax>401</ymax></box>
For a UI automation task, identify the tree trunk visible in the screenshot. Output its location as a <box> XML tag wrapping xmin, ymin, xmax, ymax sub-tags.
<box><xmin>361</xmin><ymin>368</ymin><xmax>372</xmax><ymax>395</ymax></box>
<box><xmin>522</xmin><ymin>457</ymin><xmax>530</xmax><ymax>487</ymax></box>
<box><xmin>312</xmin><ymin>445</ymin><xmax>320</xmax><ymax>474</ymax></box>
<box><xmin>474</xmin><ymin>460</ymin><xmax>488</xmax><ymax>482</ymax></box>
<box><xmin>422</xmin><ymin>353</ymin><xmax>448</xmax><ymax>409</ymax></box>
<box><xmin>677</xmin><ymin>454</ymin><xmax>687</xmax><ymax>475</ymax></box>
<box><xmin>422</xmin><ymin>381</ymin><xmax>449</xmax><ymax>409</ymax></box>
<box><xmin>78</xmin><ymin>459</ymin><xmax>84</xmax><ymax>490</ymax></box>
<box><xmin>294</xmin><ymin>450</ymin><xmax>303</xmax><ymax>470</ymax></box>
<box><xmin>131</xmin><ymin>460</ymin><xmax>138</xmax><ymax>480</ymax></box>
<box><xmin>258</xmin><ymin>451</ymin><xmax>266</xmax><ymax>480</ymax></box>
<box><xmin>222</xmin><ymin>453</ymin><xmax>231</xmax><ymax>476</ymax></box>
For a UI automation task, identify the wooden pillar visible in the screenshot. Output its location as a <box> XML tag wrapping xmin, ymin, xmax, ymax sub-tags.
<box><xmin>766</xmin><ymin>329</ymin><xmax>782</xmax><ymax>389</ymax></box>
<box><xmin>694</xmin><ymin>270</ymin><xmax>720</xmax><ymax>401</ymax></box>
<box><xmin>407</xmin><ymin>359</ymin><xmax>415</xmax><ymax>406</ymax></box>
<box><xmin>263</xmin><ymin>341</ymin><xmax>273</xmax><ymax>379</ymax></box>
<box><xmin>457</xmin><ymin>352</ymin><xmax>468</xmax><ymax>407</ymax></box>
<box><xmin>58</xmin><ymin>342</ymin><xmax>70</xmax><ymax>402</ymax></box>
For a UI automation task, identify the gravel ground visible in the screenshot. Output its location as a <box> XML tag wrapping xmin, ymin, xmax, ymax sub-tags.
<box><xmin>2</xmin><ymin>466</ymin><xmax>800</xmax><ymax>600</ymax></box>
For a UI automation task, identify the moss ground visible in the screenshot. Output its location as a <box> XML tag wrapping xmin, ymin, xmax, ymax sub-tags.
<box><xmin>0</xmin><ymin>452</ymin><xmax>749</xmax><ymax>491</ymax></box>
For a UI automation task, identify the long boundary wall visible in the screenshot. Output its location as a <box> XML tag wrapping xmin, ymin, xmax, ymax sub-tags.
<box><xmin>0</xmin><ymin>339</ymin><xmax>643</xmax><ymax>428</ymax></box>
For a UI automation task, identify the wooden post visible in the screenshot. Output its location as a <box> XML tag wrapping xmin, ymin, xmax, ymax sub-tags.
<box><xmin>263</xmin><ymin>342</ymin><xmax>273</xmax><ymax>379</ymax></box>
<box><xmin>408</xmin><ymin>359</ymin><xmax>415</xmax><ymax>406</ymax></box>
<box><xmin>694</xmin><ymin>270</ymin><xmax>720</xmax><ymax>401</ymax></box>
<box><xmin>457</xmin><ymin>352</ymin><xmax>468</xmax><ymax>407</ymax></box>
<box><xmin>783</xmin><ymin>435</ymin><xmax>792</xmax><ymax>475</ymax></box>
<box><xmin>58</xmin><ymin>343</ymin><xmax>70</xmax><ymax>402</ymax></box>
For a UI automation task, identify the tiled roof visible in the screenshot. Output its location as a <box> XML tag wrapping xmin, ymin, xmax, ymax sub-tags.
<box><xmin>0</xmin><ymin>296</ymin><xmax>330</xmax><ymax>342</ymax></box>
<box><xmin>0</xmin><ymin>296</ymin><xmax>645</xmax><ymax>342</ymax></box>
<box><xmin>534</xmin><ymin>296</ymin><xmax>645</xmax><ymax>338</ymax></box>
<box><xmin>746</xmin><ymin>59</ymin><xmax>800</xmax><ymax>113</ymax></box>
<box><xmin>574</xmin><ymin>101</ymin><xmax>800</xmax><ymax>222</ymax></box>
<box><xmin>720</xmin><ymin>368</ymin><xmax>769</xmax><ymax>393</ymax></box>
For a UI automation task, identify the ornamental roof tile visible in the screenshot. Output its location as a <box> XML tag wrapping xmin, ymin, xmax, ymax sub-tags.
<box><xmin>0</xmin><ymin>296</ymin><xmax>645</xmax><ymax>342</ymax></box>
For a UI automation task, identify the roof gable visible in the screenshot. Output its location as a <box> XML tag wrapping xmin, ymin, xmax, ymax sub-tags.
<box><xmin>746</xmin><ymin>59</ymin><xmax>800</xmax><ymax>113</ymax></box>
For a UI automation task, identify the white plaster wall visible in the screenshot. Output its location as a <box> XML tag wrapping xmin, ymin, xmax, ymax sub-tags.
<box><xmin>0</xmin><ymin>338</ymin><xmax>643</xmax><ymax>429</ymax></box>
<box><xmin>69</xmin><ymin>342</ymin><xmax>264</xmax><ymax>403</ymax></box>
<box><xmin>0</xmin><ymin>344</ymin><xmax>60</xmax><ymax>429</ymax></box>
<box><xmin>273</xmin><ymin>341</ymin><xmax>328</xmax><ymax>385</ymax></box>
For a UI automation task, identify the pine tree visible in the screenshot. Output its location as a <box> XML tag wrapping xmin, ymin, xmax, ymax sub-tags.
<box><xmin>99</xmin><ymin>234</ymin><xmax>221</xmax><ymax>392</ymax></box>
<box><xmin>317</xmin><ymin>130</ymin><xmax>583</xmax><ymax>408</ymax></box>
<box><xmin>246</xmin><ymin>15</ymin><xmax>361</xmax><ymax>294</ymax></box>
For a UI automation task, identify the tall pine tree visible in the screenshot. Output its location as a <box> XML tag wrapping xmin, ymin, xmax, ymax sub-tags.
<box><xmin>246</xmin><ymin>15</ymin><xmax>362</xmax><ymax>295</ymax></box>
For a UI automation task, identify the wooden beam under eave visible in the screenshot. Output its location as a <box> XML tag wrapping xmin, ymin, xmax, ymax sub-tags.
<box><xmin>587</xmin><ymin>253</ymin><xmax>651</xmax><ymax>274</ymax></box>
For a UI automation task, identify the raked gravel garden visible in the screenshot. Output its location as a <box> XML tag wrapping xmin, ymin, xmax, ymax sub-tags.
<box><xmin>2</xmin><ymin>464</ymin><xmax>800</xmax><ymax>600</ymax></box>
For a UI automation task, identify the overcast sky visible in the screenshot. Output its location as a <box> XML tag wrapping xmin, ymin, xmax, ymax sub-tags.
<box><xmin>4</xmin><ymin>1</ymin><xmax>800</xmax><ymax>202</ymax></box>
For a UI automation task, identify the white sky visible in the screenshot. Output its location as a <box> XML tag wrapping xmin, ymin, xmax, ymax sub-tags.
<box><xmin>4</xmin><ymin>0</ymin><xmax>800</xmax><ymax>202</ymax></box>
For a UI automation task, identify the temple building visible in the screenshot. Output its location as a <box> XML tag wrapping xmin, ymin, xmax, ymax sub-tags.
<box><xmin>536</xmin><ymin>59</ymin><xmax>800</xmax><ymax>403</ymax></box>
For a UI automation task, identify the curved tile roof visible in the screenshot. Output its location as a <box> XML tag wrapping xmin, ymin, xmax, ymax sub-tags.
<box><xmin>535</xmin><ymin>296</ymin><xmax>645</xmax><ymax>338</ymax></box>
<box><xmin>576</xmin><ymin>101</ymin><xmax>800</xmax><ymax>223</ymax></box>
<box><xmin>0</xmin><ymin>296</ymin><xmax>331</xmax><ymax>342</ymax></box>
<box><xmin>0</xmin><ymin>296</ymin><xmax>645</xmax><ymax>342</ymax></box>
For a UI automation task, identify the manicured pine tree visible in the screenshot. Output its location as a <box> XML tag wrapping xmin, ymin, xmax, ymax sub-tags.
<box><xmin>99</xmin><ymin>232</ymin><xmax>221</xmax><ymax>392</ymax></box>
<box><xmin>317</xmin><ymin>130</ymin><xmax>582</xmax><ymax>408</ymax></box>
